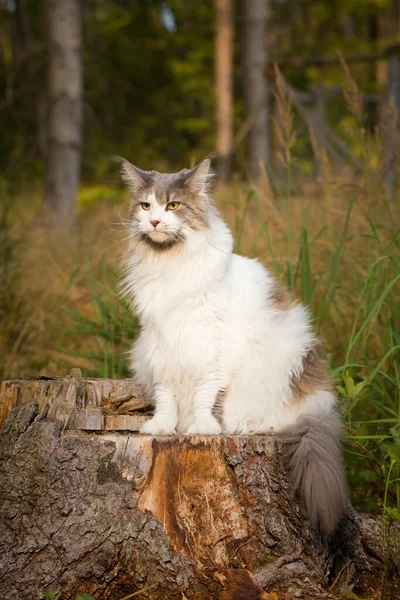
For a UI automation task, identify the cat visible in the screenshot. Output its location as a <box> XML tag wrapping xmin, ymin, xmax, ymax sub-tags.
<box><xmin>118</xmin><ymin>156</ymin><xmax>348</xmax><ymax>534</ymax></box>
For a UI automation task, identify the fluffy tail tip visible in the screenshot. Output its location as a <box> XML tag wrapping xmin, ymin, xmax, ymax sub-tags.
<box><xmin>279</xmin><ymin>414</ymin><xmax>348</xmax><ymax>535</ymax></box>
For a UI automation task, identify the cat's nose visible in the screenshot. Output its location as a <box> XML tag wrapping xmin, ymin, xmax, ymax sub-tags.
<box><xmin>150</xmin><ymin>220</ymin><xmax>160</xmax><ymax>228</ymax></box>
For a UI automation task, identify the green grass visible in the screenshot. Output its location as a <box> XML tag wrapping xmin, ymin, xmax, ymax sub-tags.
<box><xmin>57</xmin><ymin>260</ymin><xmax>139</xmax><ymax>379</ymax></box>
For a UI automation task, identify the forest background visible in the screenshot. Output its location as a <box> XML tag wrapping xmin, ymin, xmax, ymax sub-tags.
<box><xmin>1</xmin><ymin>0</ymin><xmax>400</xmax><ymax>522</ymax></box>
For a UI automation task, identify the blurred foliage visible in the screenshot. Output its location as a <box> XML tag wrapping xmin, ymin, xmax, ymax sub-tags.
<box><xmin>0</xmin><ymin>0</ymin><xmax>217</xmax><ymax>180</ymax></box>
<box><xmin>0</xmin><ymin>0</ymin><xmax>398</xmax><ymax>183</ymax></box>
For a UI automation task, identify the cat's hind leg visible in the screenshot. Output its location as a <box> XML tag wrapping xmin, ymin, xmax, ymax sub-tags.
<box><xmin>140</xmin><ymin>383</ymin><xmax>178</xmax><ymax>435</ymax></box>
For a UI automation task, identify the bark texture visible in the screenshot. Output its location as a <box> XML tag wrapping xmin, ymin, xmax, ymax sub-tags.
<box><xmin>215</xmin><ymin>0</ymin><xmax>234</xmax><ymax>182</ymax></box>
<box><xmin>243</xmin><ymin>0</ymin><xmax>270</xmax><ymax>179</ymax></box>
<box><xmin>385</xmin><ymin>44</ymin><xmax>400</xmax><ymax>197</ymax></box>
<box><xmin>0</xmin><ymin>375</ymin><xmax>399</xmax><ymax>600</ymax></box>
<box><xmin>43</xmin><ymin>0</ymin><xmax>82</xmax><ymax>230</ymax></box>
<box><xmin>0</xmin><ymin>372</ymin><xmax>151</xmax><ymax>433</ymax></box>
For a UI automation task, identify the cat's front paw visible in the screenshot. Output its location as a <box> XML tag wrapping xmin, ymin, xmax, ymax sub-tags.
<box><xmin>140</xmin><ymin>417</ymin><xmax>176</xmax><ymax>436</ymax></box>
<box><xmin>186</xmin><ymin>417</ymin><xmax>222</xmax><ymax>435</ymax></box>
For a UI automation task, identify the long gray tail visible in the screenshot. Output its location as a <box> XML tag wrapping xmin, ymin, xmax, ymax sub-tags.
<box><xmin>279</xmin><ymin>415</ymin><xmax>348</xmax><ymax>535</ymax></box>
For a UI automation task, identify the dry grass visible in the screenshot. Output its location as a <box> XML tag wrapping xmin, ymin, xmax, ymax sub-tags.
<box><xmin>1</xmin><ymin>175</ymin><xmax>398</xmax><ymax>380</ymax></box>
<box><xmin>0</xmin><ymin>193</ymin><xmax>129</xmax><ymax>378</ymax></box>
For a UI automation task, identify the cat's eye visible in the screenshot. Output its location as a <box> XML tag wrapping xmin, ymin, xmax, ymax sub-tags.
<box><xmin>141</xmin><ymin>202</ymin><xmax>151</xmax><ymax>211</ymax></box>
<box><xmin>166</xmin><ymin>201</ymin><xmax>180</xmax><ymax>211</ymax></box>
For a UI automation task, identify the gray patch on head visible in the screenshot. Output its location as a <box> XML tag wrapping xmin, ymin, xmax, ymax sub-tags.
<box><xmin>124</xmin><ymin>162</ymin><xmax>213</xmax><ymax>235</ymax></box>
<box><xmin>151</xmin><ymin>169</ymin><xmax>211</xmax><ymax>230</ymax></box>
<box><xmin>278</xmin><ymin>415</ymin><xmax>348</xmax><ymax>535</ymax></box>
<box><xmin>152</xmin><ymin>171</ymin><xmax>189</xmax><ymax>202</ymax></box>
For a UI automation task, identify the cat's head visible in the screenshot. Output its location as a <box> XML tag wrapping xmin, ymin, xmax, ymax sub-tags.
<box><xmin>118</xmin><ymin>157</ymin><xmax>214</xmax><ymax>251</ymax></box>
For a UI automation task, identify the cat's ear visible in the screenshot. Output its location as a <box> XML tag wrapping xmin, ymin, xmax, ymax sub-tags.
<box><xmin>114</xmin><ymin>156</ymin><xmax>152</xmax><ymax>192</ymax></box>
<box><xmin>184</xmin><ymin>159</ymin><xmax>213</xmax><ymax>193</ymax></box>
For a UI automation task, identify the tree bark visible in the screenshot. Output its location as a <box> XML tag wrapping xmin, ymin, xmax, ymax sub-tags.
<box><xmin>384</xmin><ymin>44</ymin><xmax>400</xmax><ymax>198</ymax></box>
<box><xmin>215</xmin><ymin>0</ymin><xmax>234</xmax><ymax>183</ymax></box>
<box><xmin>0</xmin><ymin>374</ymin><xmax>399</xmax><ymax>600</ymax></box>
<box><xmin>242</xmin><ymin>0</ymin><xmax>270</xmax><ymax>180</ymax></box>
<box><xmin>0</xmin><ymin>371</ymin><xmax>151</xmax><ymax>433</ymax></box>
<box><xmin>379</xmin><ymin>2</ymin><xmax>400</xmax><ymax>198</ymax></box>
<box><xmin>43</xmin><ymin>0</ymin><xmax>82</xmax><ymax>231</ymax></box>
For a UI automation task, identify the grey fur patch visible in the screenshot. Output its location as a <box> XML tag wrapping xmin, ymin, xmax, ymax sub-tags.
<box><xmin>115</xmin><ymin>156</ymin><xmax>155</xmax><ymax>194</ymax></box>
<box><xmin>269</xmin><ymin>281</ymin><xmax>292</xmax><ymax>311</ymax></box>
<box><xmin>212</xmin><ymin>388</ymin><xmax>227</xmax><ymax>423</ymax></box>
<box><xmin>152</xmin><ymin>169</ymin><xmax>210</xmax><ymax>230</ymax></box>
<box><xmin>278</xmin><ymin>415</ymin><xmax>348</xmax><ymax>535</ymax></box>
<box><xmin>290</xmin><ymin>341</ymin><xmax>332</xmax><ymax>402</ymax></box>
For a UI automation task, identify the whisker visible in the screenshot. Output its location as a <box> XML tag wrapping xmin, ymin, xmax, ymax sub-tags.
<box><xmin>103</xmin><ymin>223</ymin><xmax>131</xmax><ymax>234</ymax></box>
<box><xmin>95</xmin><ymin>237</ymin><xmax>128</xmax><ymax>259</ymax></box>
<box><xmin>113</xmin><ymin>202</ymin><xmax>132</xmax><ymax>222</ymax></box>
<box><xmin>102</xmin><ymin>216</ymin><xmax>130</xmax><ymax>226</ymax></box>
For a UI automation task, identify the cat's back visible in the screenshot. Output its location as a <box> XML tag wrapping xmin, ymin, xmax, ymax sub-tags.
<box><xmin>227</xmin><ymin>252</ymin><xmax>313</xmax><ymax>356</ymax></box>
<box><xmin>229</xmin><ymin>253</ymin><xmax>276</xmax><ymax>313</ymax></box>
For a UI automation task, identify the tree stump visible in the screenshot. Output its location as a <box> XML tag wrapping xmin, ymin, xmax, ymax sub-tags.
<box><xmin>0</xmin><ymin>372</ymin><xmax>399</xmax><ymax>600</ymax></box>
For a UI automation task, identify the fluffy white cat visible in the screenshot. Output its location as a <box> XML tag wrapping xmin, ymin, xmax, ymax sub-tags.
<box><xmin>118</xmin><ymin>157</ymin><xmax>348</xmax><ymax>534</ymax></box>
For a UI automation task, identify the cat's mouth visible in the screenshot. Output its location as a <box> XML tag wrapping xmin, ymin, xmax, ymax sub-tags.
<box><xmin>140</xmin><ymin>230</ymin><xmax>185</xmax><ymax>250</ymax></box>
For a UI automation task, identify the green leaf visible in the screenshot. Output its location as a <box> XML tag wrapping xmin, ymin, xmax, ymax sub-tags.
<box><xmin>343</xmin><ymin>371</ymin><xmax>355</xmax><ymax>397</ymax></box>
<box><xmin>389</xmin><ymin>427</ymin><xmax>400</xmax><ymax>441</ymax></box>
<box><xmin>384</xmin><ymin>443</ymin><xmax>400</xmax><ymax>466</ymax></box>
<box><xmin>44</xmin><ymin>592</ymin><xmax>56</xmax><ymax>600</ymax></box>
<box><xmin>354</xmin><ymin>379</ymin><xmax>369</xmax><ymax>396</ymax></box>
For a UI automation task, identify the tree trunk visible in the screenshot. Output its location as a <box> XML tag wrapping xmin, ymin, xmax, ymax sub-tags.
<box><xmin>215</xmin><ymin>0</ymin><xmax>234</xmax><ymax>183</ymax></box>
<box><xmin>242</xmin><ymin>0</ymin><xmax>270</xmax><ymax>180</ymax></box>
<box><xmin>379</xmin><ymin>2</ymin><xmax>400</xmax><ymax>198</ymax></box>
<box><xmin>384</xmin><ymin>44</ymin><xmax>400</xmax><ymax>198</ymax></box>
<box><xmin>0</xmin><ymin>374</ymin><xmax>399</xmax><ymax>600</ymax></box>
<box><xmin>43</xmin><ymin>0</ymin><xmax>82</xmax><ymax>231</ymax></box>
